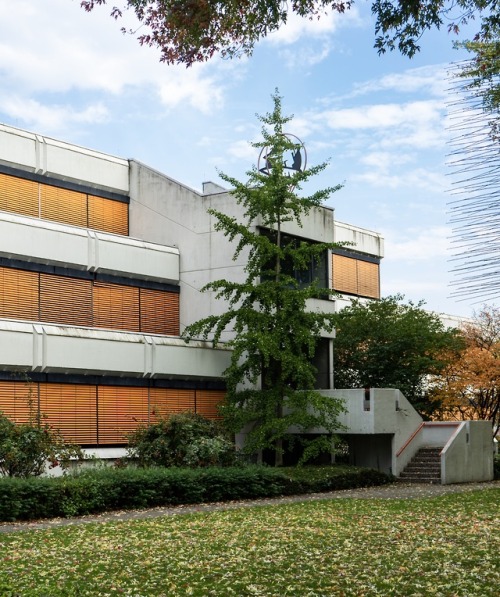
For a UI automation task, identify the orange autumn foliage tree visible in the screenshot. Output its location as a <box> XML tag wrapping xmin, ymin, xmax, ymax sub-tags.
<box><xmin>430</xmin><ymin>305</ymin><xmax>500</xmax><ymax>437</ymax></box>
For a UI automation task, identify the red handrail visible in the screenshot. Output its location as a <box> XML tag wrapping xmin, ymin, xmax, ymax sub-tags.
<box><xmin>396</xmin><ymin>422</ymin><xmax>424</xmax><ymax>458</ymax></box>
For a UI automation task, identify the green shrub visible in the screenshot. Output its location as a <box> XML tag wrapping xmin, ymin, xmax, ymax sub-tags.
<box><xmin>0</xmin><ymin>412</ymin><xmax>83</xmax><ymax>478</ymax></box>
<box><xmin>494</xmin><ymin>455</ymin><xmax>500</xmax><ymax>480</ymax></box>
<box><xmin>0</xmin><ymin>465</ymin><xmax>392</xmax><ymax>522</ymax></box>
<box><xmin>127</xmin><ymin>411</ymin><xmax>236</xmax><ymax>468</ymax></box>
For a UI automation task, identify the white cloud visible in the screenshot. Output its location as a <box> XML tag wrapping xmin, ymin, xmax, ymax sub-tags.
<box><xmin>266</xmin><ymin>10</ymin><xmax>341</xmax><ymax>46</ymax></box>
<box><xmin>381</xmin><ymin>278</ymin><xmax>451</xmax><ymax>305</ymax></box>
<box><xmin>0</xmin><ymin>0</ymin><xmax>226</xmax><ymax>117</ymax></box>
<box><xmin>227</xmin><ymin>139</ymin><xmax>256</xmax><ymax>161</ymax></box>
<box><xmin>350</xmin><ymin>65</ymin><xmax>449</xmax><ymax>99</ymax></box>
<box><xmin>360</xmin><ymin>151</ymin><xmax>413</xmax><ymax>170</ymax></box>
<box><xmin>305</xmin><ymin>98</ymin><xmax>447</xmax><ymax>159</ymax></box>
<box><xmin>384</xmin><ymin>226</ymin><xmax>451</xmax><ymax>261</ymax></box>
<box><xmin>0</xmin><ymin>95</ymin><xmax>108</xmax><ymax>134</ymax></box>
<box><xmin>279</xmin><ymin>42</ymin><xmax>333</xmax><ymax>69</ymax></box>
<box><xmin>264</xmin><ymin>6</ymin><xmax>361</xmax><ymax>66</ymax></box>
<box><xmin>320</xmin><ymin>101</ymin><xmax>443</xmax><ymax>130</ymax></box>
<box><xmin>157</xmin><ymin>70</ymin><xmax>224</xmax><ymax>114</ymax></box>
<box><xmin>355</xmin><ymin>168</ymin><xmax>446</xmax><ymax>192</ymax></box>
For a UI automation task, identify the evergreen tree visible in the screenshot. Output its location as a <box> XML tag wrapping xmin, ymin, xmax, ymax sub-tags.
<box><xmin>184</xmin><ymin>91</ymin><xmax>345</xmax><ymax>465</ymax></box>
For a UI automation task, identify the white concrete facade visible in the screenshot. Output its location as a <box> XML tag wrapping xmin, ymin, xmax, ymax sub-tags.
<box><xmin>128</xmin><ymin>160</ymin><xmax>384</xmax><ymax>340</ymax></box>
<box><xmin>0</xmin><ymin>122</ymin><xmax>493</xmax><ymax>484</ymax></box>
<box><xmin>0</xmin><ymin>124</ymin><xmax>234</xmax><ymax>440</ymax></box>
<box><xmin>0</xmin><ymin>123</ymin><xmax>383</xmax><ymax>444</ymax></box>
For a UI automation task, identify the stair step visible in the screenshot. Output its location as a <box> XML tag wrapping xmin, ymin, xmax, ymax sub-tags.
<box><xmin>400</xmin><ymin>468</ymin><xmax>440</xmax><ymax>474</ymax></box>
<box><xmin>397</xmin><ymin>477</ymin><xmax>441</xmax><ymax>484</ymax></box>
<box><xmin>400</xmin><ymin>471</ymin><xmax>440</xmax><ymax>478</ymax></box>
<box><xmin>398</xmin><ymin>446</ymin><xmax>444</xmax><ymax>485</ymax></box>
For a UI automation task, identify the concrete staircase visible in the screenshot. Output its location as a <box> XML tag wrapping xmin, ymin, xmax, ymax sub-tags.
<box><xmin>399</xmin><ymin>447</ymin><xmax>443</xmax><ymax>484</ymax></box>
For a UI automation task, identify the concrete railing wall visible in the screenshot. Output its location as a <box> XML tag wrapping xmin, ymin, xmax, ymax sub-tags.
<box><xmin>0</xmin><ymin>124</ymin><xmax>129</xmax><ymax>194</ymax></box>
<box><xmin>441</xmin><ymin>420</ymin><xmax>494</xmax><ymax>484</ymax></box>
<box><xmin>324</xmin><ymin>388</ymin><xmax>422</xmax><ymax>437</ymax></box>
<box><xmin>0</xmin><ymin>212</ymin><xmax>179</xmax><ymax>284</ymax></box>
<box><xmin>421</xmin><ymin>422</ymin><xmax>460</xmax><ymax>447</ymax></box>
<box><xmin>0</xmin><ymin>320</ymin><xmax>231</xmax><ymax>379</ymax></box>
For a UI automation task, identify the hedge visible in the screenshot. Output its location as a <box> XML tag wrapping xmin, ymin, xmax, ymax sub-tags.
<box><xmin>0</xmin><ymin>465</ymin><xmax>392</xmax><ymax>522</ymax></box>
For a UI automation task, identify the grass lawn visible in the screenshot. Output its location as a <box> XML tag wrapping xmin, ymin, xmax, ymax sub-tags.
<box><xmin>0</xmin><ymin>488</ymin><xmax>498</xmax><ymax>596</ymax></box>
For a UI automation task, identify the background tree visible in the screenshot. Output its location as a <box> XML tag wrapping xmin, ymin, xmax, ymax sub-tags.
<box><xmin>456</xmin><ymin>26</ymin><xmax>500</xmax><ymax>115</ymax></box>
<box><xmin>183</xmin><ymin>91</ymin><xmax>345</xmax><ymax>466</ymax></box>
<box><xmin>430</xmin><ymin>305</ymin><xmax>500</xmax><ymax>436</ymax></box>
<box><xmin>80</xmin><ymin>0</ymin><xmax>497</xmax><ymax>66</ymax></box>
<box><xmin>331</xmin><ymin>295</ymin><xmax>464</xmax><ymax>415</ymax></box>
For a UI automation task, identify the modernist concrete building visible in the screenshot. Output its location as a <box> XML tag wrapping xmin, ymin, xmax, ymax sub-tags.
<box><xmin>0</xmin><ymin>123</ymin><xmax>383</xmax><ymax>454</ymax></box>
<box><xmin>0</xmin><ymin>123</ymin><xmax>494</xmax><ymax>484</ymax></box>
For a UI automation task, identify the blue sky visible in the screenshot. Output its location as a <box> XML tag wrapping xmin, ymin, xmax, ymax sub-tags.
<box><xmin>0</xmin><ymin>0</ymin><xmax>488</xmax><ymax>317</ymax></box>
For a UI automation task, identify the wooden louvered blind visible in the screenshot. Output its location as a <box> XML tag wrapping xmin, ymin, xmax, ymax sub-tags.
<box><xmin>39</xmin><ymin>383</ymin><xmax>97</xmax><ymax>444</ymax></box>
<box><xmin>0</xmin><ymin>267</ymin><xmax>39</xmax><ymax>320</ymax></box>
<box><xmin>332</xmin><ymin>254</ymin><xmax>380</xmax><ymax>299</ymax></box>
<box><xmin>140</xmin><ymin>289</ymin><xmax>180</xmax><ymax>336</ymax></box>
<box><xmin>357</xmin><ymin>260</ymin><xmax>380</xmax><ymax>299</ymax></box>
<box><xmin>93</xmin><ymin>282</ymin><xmax>140</xmax><ymax>332</ymax></box>
<box><xmin>40</xmin><ymin>185</ymin><xmax>88</xmax><ymax>228</ymax></box>
<box><xmin>332</xmin><ymin>254</ymin><xmax>358</xmax><ymax>295</ymax></box>
<box><xmin>0</xmin><ymin>173</ymin><xmax>39</xmax><ymax>218</ymax></box>
<box><xmin>40</xmin><ymin>274</ymin><xmax>93</xmax><ymax>327</ymax></box>
<box><xmin>0</xmin><ymin>173</ymin><xmax>129</xmax><ymax>235</ymax></box>
<box><xmin>88</xmin><ymin>195</ymin><xmax>128</xmax><ymax>235</ymax></box>
<box><xmin>0</xmin><ymin>266</ymin><xmax>178</xmax><ymax>334</ymax></box>
<box><xmin>149</xmin><ymin>388</ymin><xmax>195</xmax><ymax>422</ymax></box>
<box><xmin>196</xmin><ymin>390</ymin><xmax>224</xmax><ymax>420</ymax></box>
<box><xmin>0</xmin><ymin>381</ymin><xmax>35</xmax><ymax>424</ymax></box>
<box><xmin>0</xmin><ymin>381</ymin><xmax>225</xmax><ymax>446</ymax></box>
<box><xmin>97</xmin><ymin>386</ymin><xmax>149</xmax><ymax>444</ymax></box>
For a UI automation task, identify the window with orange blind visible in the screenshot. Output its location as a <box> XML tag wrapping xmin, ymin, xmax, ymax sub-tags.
<box><xmin>0</xmin><ymin>267</ymin><xmax>39</xmax><ymax>321</ymax></box>
<box><xmin>0</xmin><ymin>266</ymin><xmax>179</xmax><ymax>334</ymax></box>
<box><xmin>0</xmin><ymin>173</ymin><xmax>39</xmax><ymax>218</ymax></box>
<box><xmin>140</xmin><ymin>288</ymin><xmax>180</xmax><ymax>336</ymax></box>
<box><xmin>149</xmin><ymin>388</ymin><xmax>195</xmax><ymax>421</ymax></box>
<box><xmin>332</xmin><ymin>253</ymin><xmax>380</xmax><ymax>299</ymax></box>
<box><xmin>40</xmin><ymin>274</ymin><xmax>93</xmax><ymax>327</ymax></box>
<box><xmin>88</xmin><ymin>194</ymin><xmax>128</xmax><ymax>235</ymax></box>
<box><xmin>40</xmin><ymin>184</ymin><xmax>88</xmax><ymax>228</ymax></box>
<box><xmin>39</xmin><ymin>383</ymin><xmax>97</xmax><ymax>445</ymax></box>
<box><xmin>0</xmin><ymin>172</ymin><xmax>129</xmax><ymax>235</ymax></box>
<box><xmin>357</xmin><ymin>260</ymin><xmax>380</xmax><ymax>299</ymax></box>
<box><xmin>97</xmin><ymin>386</ymin><xmax>150</xmax><ymax>445</ymax></box>
<box><xmin>195</xmin><ymin>390</ymin><xmax>224</xmax><ymax>420</ymax></box>
<box><xmin>93</xmin><ymin>281</ymin><xmax>141</xmax><ymax>332</ymax></box>
<box><xmin>0</xmin><ymin>380</ymin><xmax>35</xmax><ymax>424</ymax></box>
<box><xmin>0</xmin><ymin>381</ymin><xmax>225</xmax><ymax>445</ymax></box>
